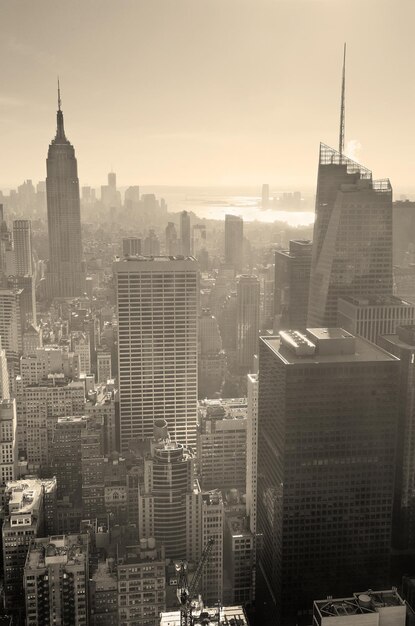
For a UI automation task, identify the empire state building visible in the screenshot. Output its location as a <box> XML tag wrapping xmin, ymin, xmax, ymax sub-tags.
<box><xmin>46</xmin><ymin>85</ymin><xmax>85</xmax><ymax>299</ymax></box>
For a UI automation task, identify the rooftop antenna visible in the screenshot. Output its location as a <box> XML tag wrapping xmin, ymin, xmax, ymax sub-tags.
<box><xmin>339</xmin><ymin>43</ymin><xmax>346</xmax><ymax>157</ymax></box>
<box><xmin>57</xmin><ymin>77</ymin><xmax>61</xmax><ymax>111</ymax></box>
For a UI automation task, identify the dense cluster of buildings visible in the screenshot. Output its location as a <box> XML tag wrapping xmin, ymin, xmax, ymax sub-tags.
<box><xmin>1</xmin><ymin>54</ymin><xmax>415</xmax><ymax>626</ymax></box>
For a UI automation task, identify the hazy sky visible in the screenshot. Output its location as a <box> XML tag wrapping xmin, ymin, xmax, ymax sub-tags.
<box><xmin>1</xmin><ymin>0</ymin><xmax>414</xmax><ymax>191</ymax></box>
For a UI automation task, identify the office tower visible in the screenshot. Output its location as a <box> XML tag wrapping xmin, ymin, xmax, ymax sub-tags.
<box><xmin>46</xmin><ymin>86</ymin><xmax>86</xmax><ymax>298</ymax></box>
<box><xmin>257</xmin><ymin>329</ymin><xmax>399</xmax><ymax>624</ymax></box>
<box><xmin>24</xmin><ymin>534</ymin><xmax>89</xmax><ymax>626</ymax></box>
<box><xmin>138</xmin><ymin>420</ymin><xmax>198</xmax><ymax>559</ymax></box>
<box><xmin>197</xmin><ymin>398</ymin><xmax>247</xmax><ymax>492</ymax></box>
<box><xmin>0</xmin><ymin>337</ymin><xmax>10</xmax><ymax>400</ymax></box>
<box><xmin>16</xmin><ymin>379</ymin><xmax>85</xmax><ymax>471</ymax></box>
<box><xmin>13</xmin><ymin>219</ymin><xmax>33</xmax><ymax>276</ymax></box>
<box><xmin>201</xmin><ymin>490</ymin><xmax>224</xmax><ymax>605</ymax></box>
<box><xmin>199</xmin><ymin>310</ymin><xmax>226</xmax><ymax>397</ymax></box>
<box><xmin>236</xmin><ymin>275</ymin><xmax>260</xmax><ymax>372</ymax></box>
<box><xmin>262</xmin><ymin>183</ymin><xmax>270</xmax><ymax>208</ymax></box>
<box><xmin>223</xmin><ymin>514</ymin><xmax>255</xmax><ymax>605</ymax></box>
<box><xmin>53</xmin><ymin>416</ymin><xmax>89</xmax><ymax>501</ymax></box>
<box><xmin>165</xmin><ymin>222</ymin><xmax>179</xmax><ymax>256</ymax></box>
<box><xmin>0</xmin><ymin>288</ymin><xmax>23</xmax><ymax>359</ymax></box>
<box><xmin>246</xmin><ymin>370</ymin><xmax>258</xmax><ymax>535</ymax></box>
<box><xmin>97</xmin><ymin>349</ymin><xmax>112</xmax><ymax>383</ymax></box>
<box><xmin>225</xmin><ymin>214</ymin><xmax>243</xmax><ymax>273</ymax></box>
<box><xmin>274</xmin><ymin>239</ymin><xmax>312</xmax><ymax>331</ymax></box>
<box><xmin>143</xmin><ymin>229</ymin><xmax>161</xmax><ymax>256</ymax></box>
<box><xmin>89</xmin><ymin>559</ymin><xmax>118</xmax><ymax>625</ymax></box>
<box><xmin>3</xmin><ymin>477</ymin><xmax>57</xmax><ymax>613</ymax></box>
<box><xmin>85</xmin><ymin>383</ymin><xmax>118</xmax><ymax>455</ymax></box>
<box><xmin>71</xmin><ymin>330</ymin><xmax>91</xmax><ymax>375</ymax></box>
<box><xmin>378</xmin><ymin>325</ymin><xmax>415</xmax><ymax>549</ymax></box>
<box><xmin>22</xmin><ymin>323</ymin><xmax>42</xmax><ymax>356</ymax></box>
<box><xmin>124</xmin><ymin>185</ymin><xmax>140</xmax><ymax>212</ymax></box>
<box><xmin>115</xmin><ymin>256</ymin><xmax>198</xmax><ymax>449</ymax></box>
<box><xmin>122</xmin><ymin>236</ymin><xmax>141</xmax><ymax>257</ymax></box>
<box><xmin>117</xmin><ymin>540</ymin><xmax>166</xmax><ymax>626</ymax></box>
<box><xmin>337</xmin><ymin>295</ymin><xmax>415</xmax><ymax>344</ymax></box>
<box><xmin>8</xmin><ymin>274</ymin><xmax>36</xmax><ymax>330</ymax></box>
<box><xmin>192</xmin><ymin>224</ymin><xmax>207</xmax><ymax>258</ymax></box>
<box><xmin>0</xmin><ymin>399</ymin><xmax>16</xmax><ymax>507</ymax></box>
<box><xmin>307</xmin><ymin>144</ymin><xmax>393</xmax><ymax>327</ymax></box>
<box><xmin>10</xmin><ymin>221</ymin><xmax>27</xmax><ymax>276</ymax></box>
<box><xmin>258</xmin><ymin>264</ymin><xmax>275</xmax><ymax>328</ymax></box>
<box><xmin>180</xmin><ymin>210</ymin><xmax>191</xmax><ymax>256</ymax></box>
<box><xmin>313</xmin><ymin>589</ymin><xmax>406</xmax><ymax>626</ymax></box>
<box><xmin>101</xmin><ymin>171</ymin><xmax>121</xmax><ymax>210</ymax></box>
<box><xmin>81</xmin><ymin>416</ymin><xmax>105</xmax><ymax>518</ymax></box>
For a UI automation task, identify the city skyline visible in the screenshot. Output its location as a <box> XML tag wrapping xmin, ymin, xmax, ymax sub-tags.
<box><xmin>1</xmin><ymin>0</ymin><xmax>415</xmax><ymax>191</ymax></box>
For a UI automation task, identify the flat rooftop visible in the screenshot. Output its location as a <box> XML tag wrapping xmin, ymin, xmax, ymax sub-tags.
<box><xmin>26</xmin><ymin>534</ymin><xmax>88</xmax><ymax>571</ymax></box>
<box><xmin>262</xmin><ymin>330</ymin><xmax>398</xmax><ymax>365</ymax></box>
<box><xmin>6</xmin><ymin>478</ymin><xmax>44</xmax><ymax>515</ymax></box>
<box><xmin>114</xmin><ymin>255</ymin><xmax>197</xmax><ymax>265</ymax></box>
<box><xmin>314</xmin><ymin>589</ymin><xmax>406</xmax><ymax>624</ymax></box>
<box><xmin>198</xmin><ymin>398</ymin><xmax>247</xmax><ymax>422</ymax></box>
<box><xmin>339</xmin><ymin>294</ymin><xmax>415</xmax><ymax>307</ymax></box>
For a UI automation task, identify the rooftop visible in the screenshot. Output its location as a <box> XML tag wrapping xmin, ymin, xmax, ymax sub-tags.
<box><xmin>314</xmin><ymin>589</ymin><xmax>407</xmax><ymax>625</ymax></box>
<box><xmin>339</xmin><ymin>294</ymin><xmax>415</xmax><ymax>308</ymax></box>
<box><xmin>25</xmin><ymin>534</ymin><xmax>88</xmax><ymax>571</ymax></box>
<box><xmin>114</xmin><ymin>255</ymin><xmax>197</xmax><ymax>266</ymax></box>
<box><xmin>262</xmin><ymin>329</ymin><xmax>398</xmax><ymax>365</ymax></box>
<box><xmin>198</xmin><ymin>398</ymin><xmax>247</xmax><ymax>422</ymax></box>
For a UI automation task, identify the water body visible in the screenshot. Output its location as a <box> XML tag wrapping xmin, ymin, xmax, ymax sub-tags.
<box><xmin>139</xmin><ymin>187</ymin><xmax>316</xmax><ymax>227</ymax></box>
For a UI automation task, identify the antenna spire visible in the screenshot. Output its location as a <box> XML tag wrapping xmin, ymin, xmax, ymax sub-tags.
<box><xmin>339</xmin><ymin>43</ymin><xmax>346</xmax><ymax>157</ymax></box>
<box><xmin>57</xmin><ymin>77</ymin><xmax>61</xmax><ymax>111</ymax></box>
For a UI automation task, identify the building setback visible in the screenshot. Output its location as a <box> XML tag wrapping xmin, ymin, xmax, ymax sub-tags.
<box><xmin>274</xmin><ymin>239</ymin><xmax>312</xmax><ymax>331</ymax></box>
<box><xmin>257</xmin><ymin>328</ymin><xmax>399</xmax><ymax>625</ymax></box>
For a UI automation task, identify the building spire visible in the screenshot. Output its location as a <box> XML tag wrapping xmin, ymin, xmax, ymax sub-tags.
<box><xmin>339</xmin><ymin>43</ymin><xmax>346</xmax><ymax>157</ymax></box>
<box><xmin>55</xmin><ymin>78</ymin><xmax>66</xmax><ymax>141</ymax></box>
<box><xmin>57</xmin><ymin>77</ymin><xmax>61</xmax><ymax>111</ymax></box>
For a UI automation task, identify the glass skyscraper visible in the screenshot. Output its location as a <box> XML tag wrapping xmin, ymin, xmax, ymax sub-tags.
<box><xmin>307</xmin><ymin>144</ymin><xmax>393</xmax><ymax>327</ymax></box>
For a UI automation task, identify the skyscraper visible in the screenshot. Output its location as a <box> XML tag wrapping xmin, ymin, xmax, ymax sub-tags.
<box><xmin>307</xmin><ymin>145</ymin><xmax>393</xmax><ymax>327</ymax></box>
<box><xmin>122</xmin><ymin>236</ymin><xmax>141</xmax><ymax>257</ymax></box>
<box><xmin>274</xmin><ymin>239</ymin><xmax>312</xmax><ymax>331</ymax></box>
<box><xmin>257</xmin><ymin>329</ymin><xmax>399</xmax><ymax>624</ymax></box>
<box><xmin>46</xmin><ymin>84</ymin><xmax>86</xmax><ymax>298</ymax></box>
<box><xmin>307</xmin><ymin>50</ymin><xmax>393</xmax><ymax>327</ymax></box>
<box><xmin>225</xmin><ymin>214</ymin><xmax>243</xmax><ymax>273</ymax></box>
<box><xmin>114</xmin><ymin>255</ymin><xmax>198</xmax><ymax>449</ymax></box>
<box><xmin>13</xmin><ymin>219</ymin><xmax>33</xmax><ymax>276</ymax></box>
<box><xmin>180</xmin><ymin>210</ymin><xmax>191</xmax><ymax>256</ymax></box>
<box><xmin>236</xmin><ymin>274</ymin><xmax>260</xmax><ymax>372</ymax></box>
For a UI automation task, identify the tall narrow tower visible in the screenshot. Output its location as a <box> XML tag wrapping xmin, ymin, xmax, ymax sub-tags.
<box><xmin>46</xmin><ymin>83</ymin><xmax>85</xmax><ymax>299</ymax></box>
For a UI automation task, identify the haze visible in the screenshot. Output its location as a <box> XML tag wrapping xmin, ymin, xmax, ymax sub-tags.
<box><xmin>1</xmin><ymin>0</ymin><xmax>414</xmax><ymax>192</ymax></box>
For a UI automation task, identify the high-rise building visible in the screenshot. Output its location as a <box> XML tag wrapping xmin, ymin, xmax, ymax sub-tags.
<box><xmin>0</xmin><ymin>288</ymin><xmax>24</xmax><ymax>360</ymax></box>
<box><xmin>165</xmin><ymin>222</ymin><xmax>179</xmax><ymax>256</ymax></box>
<box><xmin>337</xmin><ymin>294</ymin><xmax>415</xmax><ymax>344</ymax></box>
<box><xmin>180</xmin><ymin>210</ymin><xmax>191</xmax><ymax>256</ymax></box>
<box><xmin>192</xmin><ymin>224</ymin><xmax>207</xmax><ymax>258</ymax></box>
<box><xmin>313</xmin><ymin>589</ymin><xmax>407</xmax><ymax>626</ymax></box>
<box><xmin>3</xmin><ymin>477</ymin><xmax>57</xmax><ymax>613</ymax></box>
<box><xmin>258</xmin><ymin>329</ymin><xmax>399</xmax><ymax>624</ymax></box>
<box><xmin>236</xmin><ymin>275</ymin><xmax>260</xmax><ymax>372</ymax></box>
<box><xmin>378</xmin><ymin>325</ymin><xmax>415</xmax><ymax>549</ymax></box>
<box><xmin>143</xmin><ymin>229</ymin><xmax>161</xmax><ymax>256</ymax></box>
<box><xmin>117</xmin><ymin>540</ymin><xmax>166</xmax><ymax>626</ymax></box>
<box><xmin>114</xmin><ymin>256</ymin><xmax>198</xmax><ymax>449</ymax></box>
<box><xmin>307</xmin><ymin>144</ymin><xmax>393</xmax><ymax>327</ymax></box>
<box><xmin>246</xmin><ymin>370</ymin><xmax>258</xmax><ymax>535</ymax></box>
<box><xmin>97</xmin><ymin>349</ymin><xmax>112</xmax><ymax>383</ymax></box>
<box><xmin>225</xmin><ymin>215</ymin><xmax>243</xmax><ymax>273</ymax></box>
<box><xmin>71</xmin><ymin>331</ymin><xmax>91</xmax><ymax>375</ymax></box>
<box><xmin>13</xmin><ymin>219</ymin><xmax>33</xmax><ymax>276</ymax></box>
<box><xmin>0</xmin><ymin>336</ymin><xmax>10</xmax><ymax>400</ymax></box>
<box><xmin>201</xmin><ymin>490</ymin><xmax>224</xmax><ymax>605</ymax></box>
<box><xmin>0</xmin><ymin>399</ymin><xmax>16</xmax><ymax>507</ymax></box>
<box><xmin>122</xmin><ymin>237</ymin><xmax>141</xmax><ymax>257</ymax></box>
<box><xmin>138</xmin><ymin>420</ymin><xmax>198</xmax><ymax>560</ymax></box>
<box><xmin>197</xmin><ymin>398</ymin><xmax>247</xmax><ymax>492</ymax></box>
<box><xmin>274</xmin><ymin>239</ymin><xmax>312</xmax><ymax>331</ymax></box>
<box><xmin>24</xmin><ymin>534</ymin><xmax>89</xmax><ymax>626</ymax></box>
<box><xmin>46</xmin><ymin>86</ymin><xmax>86</xmax><ymax>298</ymax></box>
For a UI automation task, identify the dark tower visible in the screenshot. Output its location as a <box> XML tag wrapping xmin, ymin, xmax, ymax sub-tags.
<box><xmin>46</xmin><ymin>82</ymin><xmax>85</xmax><ymax>298</ymax></box>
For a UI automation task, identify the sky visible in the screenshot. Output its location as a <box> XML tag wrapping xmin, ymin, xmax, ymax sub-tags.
<box><xmin>1</xmin><ymin>0</ymin><xmax>414</xmax><ymax>192</ymax></box>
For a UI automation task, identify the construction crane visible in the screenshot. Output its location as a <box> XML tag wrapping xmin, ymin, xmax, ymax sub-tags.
<box><xmin>176</xmin><ymin>538</ymin><xmax>215</xmax><ymax>626</ymax></box>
